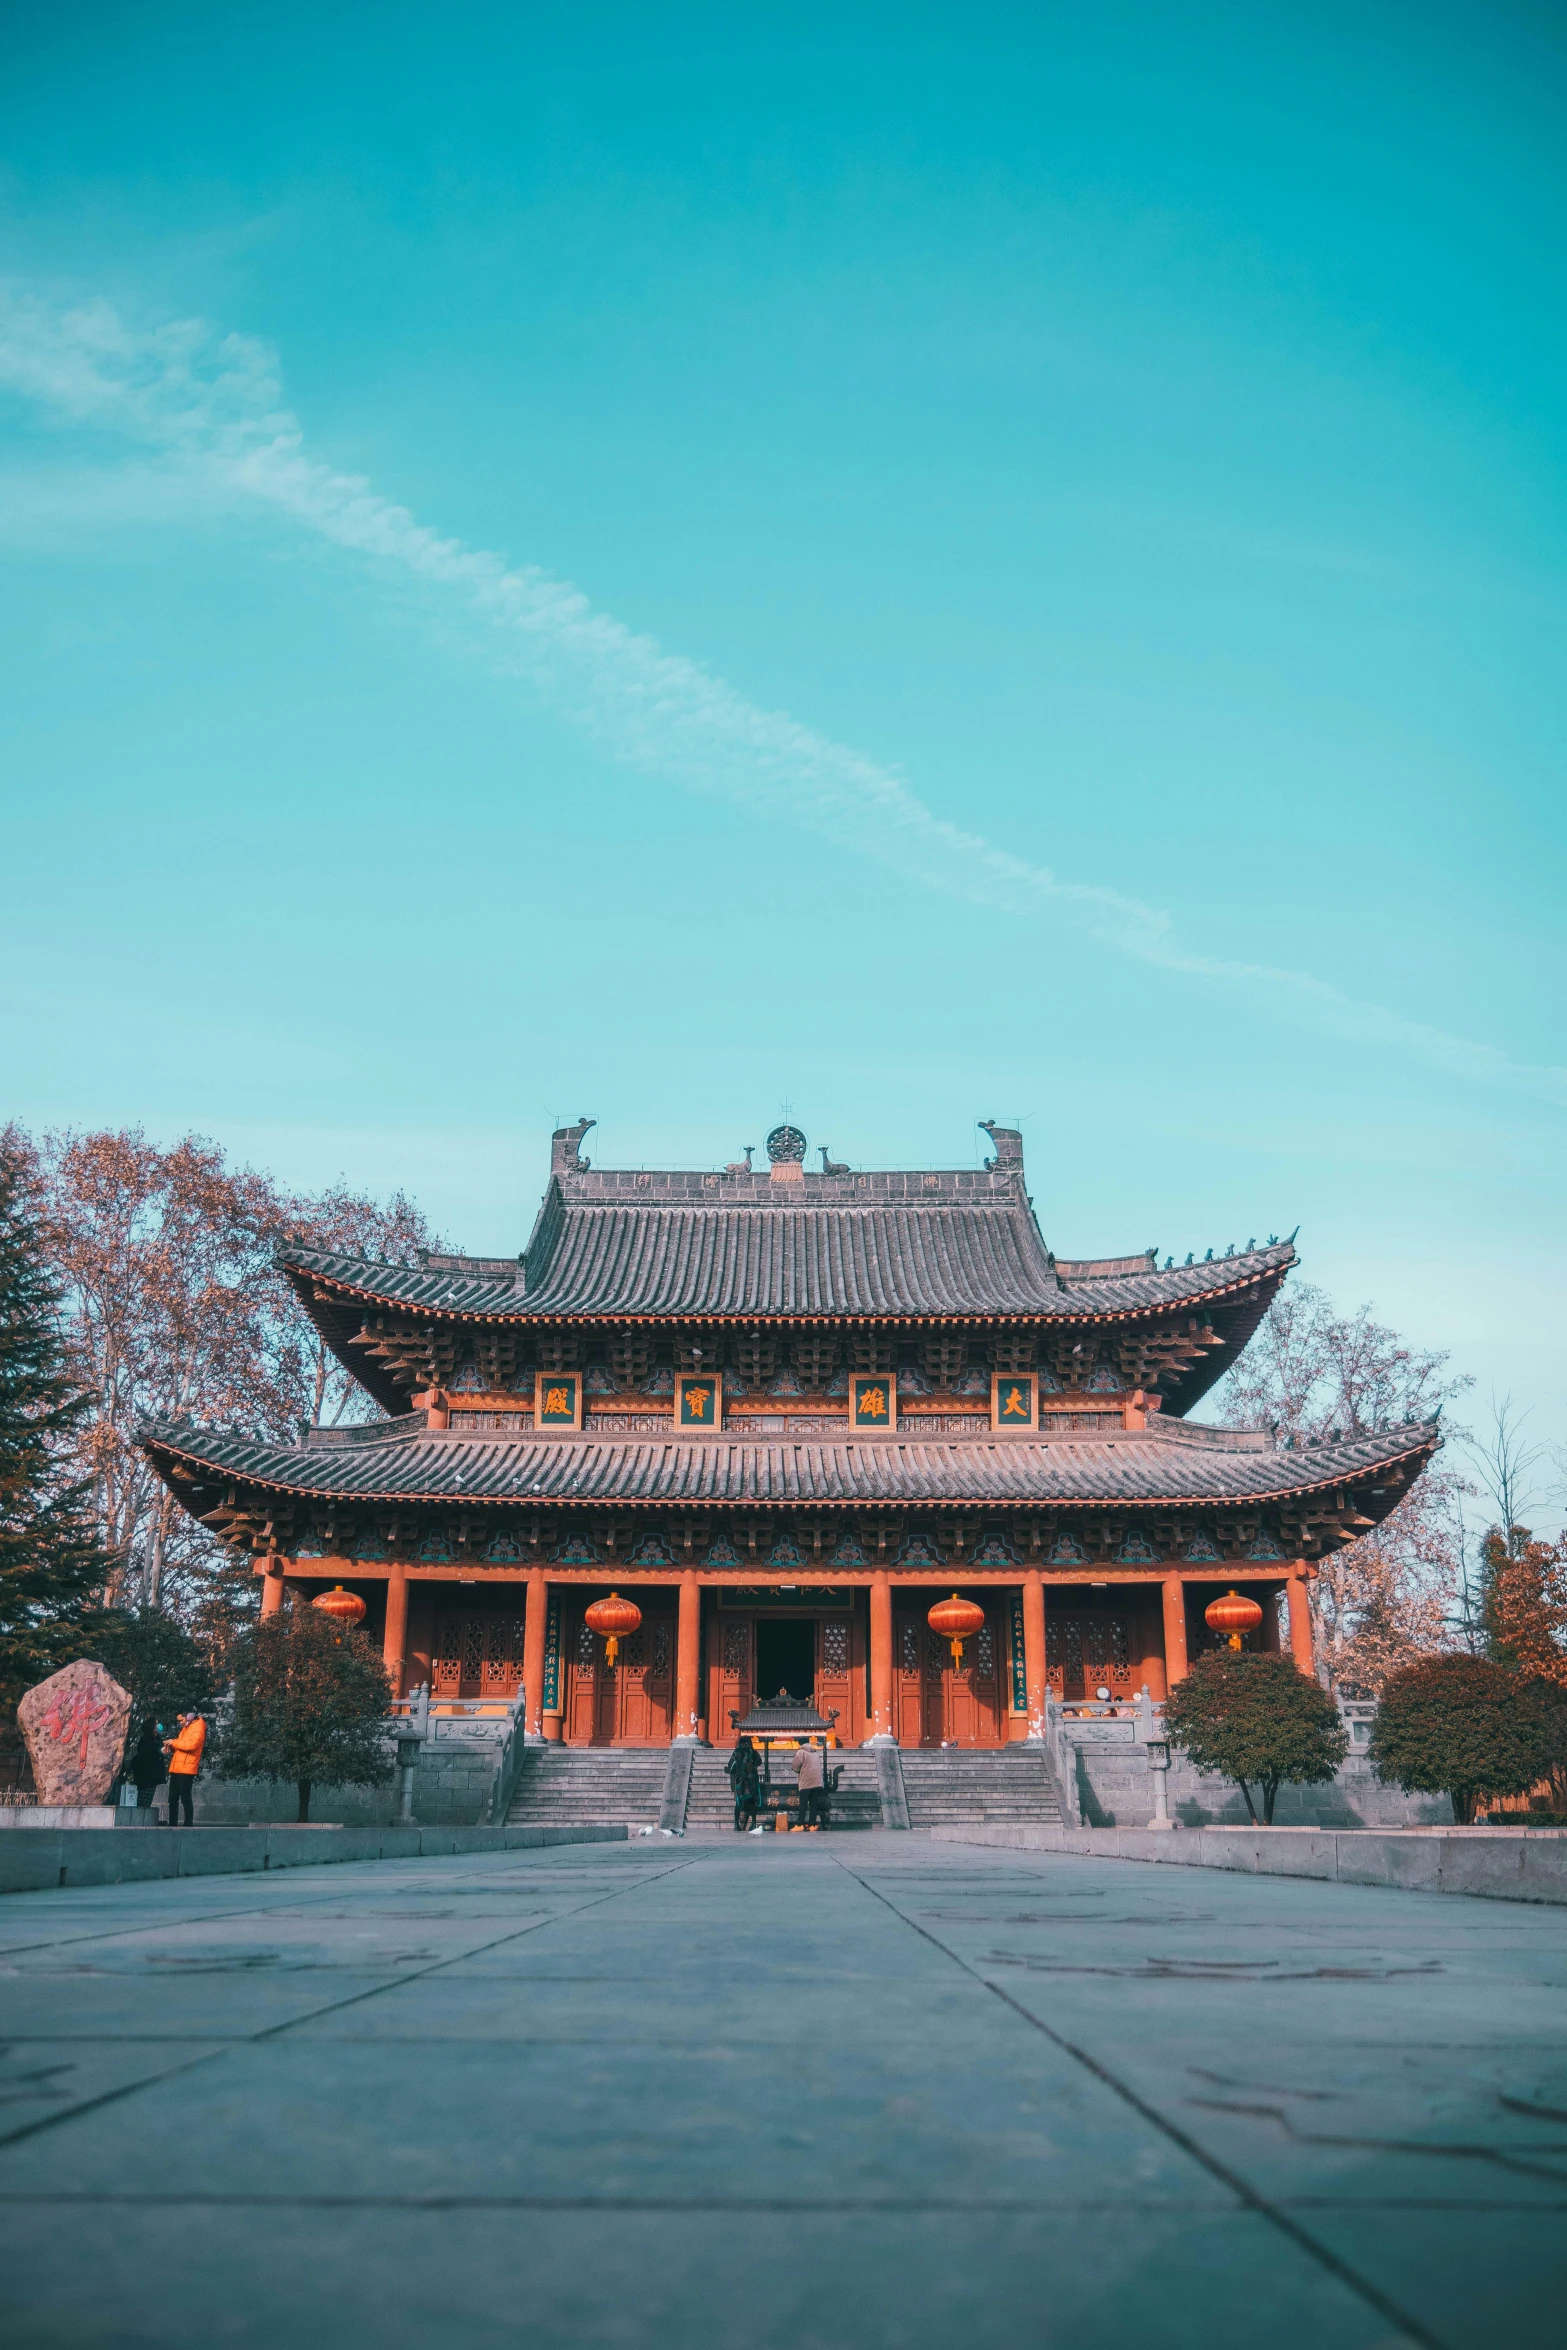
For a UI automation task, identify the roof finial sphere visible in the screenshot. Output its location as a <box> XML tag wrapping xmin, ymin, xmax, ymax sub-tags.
<box><xmin>766</xmin><ymin>1123</ymin><xmax>807</xmax><ymax>1165</ymax></box>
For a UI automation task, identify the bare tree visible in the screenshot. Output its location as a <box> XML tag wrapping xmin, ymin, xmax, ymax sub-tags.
<box><xmin>1464</xmin><ymin>1393</ymin><xmax>1544</xmax><ymax>1540</ymax></box>
<box><xmin>1208</xmin><ymin>1281</ymin><xmax>1471</xmax><ymax>1693</ymax></box>
<box><xmin>275</xmin><ymin>1181</ymin><xmax>434</xmax><ymax>1427</ymax></box>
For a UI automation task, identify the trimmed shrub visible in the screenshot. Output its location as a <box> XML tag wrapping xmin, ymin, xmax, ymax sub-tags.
<box><xmin>1164</xmin><ymin>1652</ymin><xmax>1347</xmax><ymax>1824</ymax></box>
<box><xmin>1370</xmin><ymin>1655</ymin><xmax>1555</xmax><ymax>1825</ymax></box>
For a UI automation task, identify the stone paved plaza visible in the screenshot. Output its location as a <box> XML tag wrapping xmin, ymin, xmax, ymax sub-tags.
<box><xmin>0</xmin><ymin>1836</ymin><xmax>1563</xmax><ymax>2348</ymax></box>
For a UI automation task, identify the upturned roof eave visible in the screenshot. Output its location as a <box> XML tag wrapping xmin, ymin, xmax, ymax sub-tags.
<box><xmin>278</xmin><ymin>1255</ymin><xmax>1295</xmax><ymax>1328</ymax></box>
<box><xmin>136</xmin><ymin>1415</ymin><xmax>1438</xmax><ymax>1518</ymax></box>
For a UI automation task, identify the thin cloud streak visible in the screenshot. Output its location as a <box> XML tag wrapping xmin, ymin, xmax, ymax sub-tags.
<box><xmin>3</xmin><ymin>283</ymin><xmax>1561</xmax><ymax>1110</ymax></box>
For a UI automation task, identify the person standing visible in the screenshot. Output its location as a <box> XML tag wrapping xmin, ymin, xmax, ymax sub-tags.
<box><xmin>128</xmin><ymin>1721</ymin><xmax>166</xmax><ymax>1812</ymax></box>
<box><xmin>162</xmin><ymin>1710</ymin><xmax>206</xmax><ymax>1826</ymax></box>
<box><xmin>793</xmin><ymin>1738</ymin><xmax>826</xmax><ymax>1830</ymax></box>
<box><xmin>727</xmin><ymin>1735</ymin><xmax>760</xmax><ymax>1832</ymax></box>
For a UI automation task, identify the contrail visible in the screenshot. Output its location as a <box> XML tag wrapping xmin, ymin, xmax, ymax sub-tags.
<box><xmin>2</xmin><ymin>283</ymin><xmax>1561</xmax><ymax>1110</ymax></box>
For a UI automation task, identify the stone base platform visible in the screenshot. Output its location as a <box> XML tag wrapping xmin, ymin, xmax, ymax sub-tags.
<box><xmin>0</xmin><ymin>1820</ymin><xmax>626</xmax><ymax>1896</ymax></box>
<box><xmin>929</xmin><ymin>1820</ymin><xmax>1567</xmax><ymax>1904</ymax></box>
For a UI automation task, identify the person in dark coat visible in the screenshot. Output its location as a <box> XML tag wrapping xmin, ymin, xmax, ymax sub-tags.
<box><xmin>129</xmin><ymin>1721</ymin><xmax>166</xmax><ymax>1811</ymax></box>
<box><xmin>727</xmin><ymin>1735</ymin><xmax>761</xmax><ymax>1832</ymax></box>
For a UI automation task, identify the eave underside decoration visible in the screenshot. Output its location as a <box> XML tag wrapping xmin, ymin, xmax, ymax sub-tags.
<box><xmin>286</xmin><ymin>1269</ymin><xmax>1291</xmax><ymax>1421</ymax></box>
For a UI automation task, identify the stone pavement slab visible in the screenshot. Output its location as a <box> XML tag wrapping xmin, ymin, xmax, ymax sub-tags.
<box><xmin>0</xmin><ymin>1837</ymin><xmax>1562</xmax><ymax>2348</ymax></box>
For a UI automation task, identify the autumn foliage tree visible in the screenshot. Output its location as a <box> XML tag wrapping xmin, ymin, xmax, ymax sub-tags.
<box><xmin>1209</xmin><ymin>1280</ymin><xmax>1469</xmax><ymax>1693</ymax></box>
<box><xmin>9</xmin><ymin>1126</ymin><xmax>440</xmax><ymax>1641</ymax></box>
<box><xmin>1479</xmin><ymin>1526</ymin><xmax>1567</xmax><ymax>1808</ymax></box>
<box><xmin>218</xmin><ymin>1602</ymin><xmax>393</xmax><ymax>1823</ymax></box>
<box><xmin>1163</xmin><ymin>1651</ymin><xmax>1348</xmax><ymax>1823</ymax></box>
<box><xmin>1482</xmin><ymin>1528</ymin><xmax>1567</xmax><ymax>1686</ymax></box>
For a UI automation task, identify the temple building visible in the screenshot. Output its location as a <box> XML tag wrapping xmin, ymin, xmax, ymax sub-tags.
<box><xmin>142</xmin><ymin>1118</ymin><xmax>1437</xmax><ymax>1754</ymax></box>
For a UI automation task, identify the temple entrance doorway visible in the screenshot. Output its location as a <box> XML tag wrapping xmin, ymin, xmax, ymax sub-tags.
<box><xmin>561</xmin><ymin>1594</ymin><xmax>676</xmax><ymax>1745</ymax></box>
<box><xmin>755</xmin><ymin>1617</ymin><xmax>815</xmax><ymax>1703</ymax></box>
<box><xmin>892</xmin><ymin>1603</ymin><xmax>1006</xmax><ymax>1746</ymax></box>
<box><xmin>706</xmin><ymin>1599</ymin><xmax>867</xmax><ymax>1747</ymax></box>
<box><xmin>429</xmin><ymin>1606</ymin><xmax>526</xmax><ymax>1701</ymax></box>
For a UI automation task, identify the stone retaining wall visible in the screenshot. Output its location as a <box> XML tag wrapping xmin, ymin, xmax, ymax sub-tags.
<box><xmin>929</xmin><ymin>1821</ymin><xmax>1567</xmax><ymax>1904</ymax></box>
<box><xmin>174</xmin><ymin>1739</ymin><xmax>505</xmax><ymax>1829</ymax></box>
<box><xmin>1060</xmin><ymin>1720</ymin><xmax>1450</xmax><ymax>1829</ymax></box>
<box><xmin>0</xmin><ymin>1820</ymin><xmax>626</xmax><ymax>1896</ymax></box>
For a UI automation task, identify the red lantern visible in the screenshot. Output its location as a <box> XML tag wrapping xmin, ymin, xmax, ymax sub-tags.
<box><xmin>1204</xmin><ymin>1590</ymin><xmax>1263</xmax><ymax>1651</ymax></box>
<box><xmin>312</xmin><ymin>1585</ymin><xmax>367</xmax><ymax>1627</ymax></box>
<box><xmin>584</xmin><ymin>1592</ymin><xmax>642</xmax><ymax>1668</ymax></box>
<box><xmin>928</xmin><ymin>1593</ymin><xmax>986</xmax><ymax>1666</ymax></box>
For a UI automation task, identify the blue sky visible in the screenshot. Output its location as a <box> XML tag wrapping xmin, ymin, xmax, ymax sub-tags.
<box><xmin>2</xmin><ymin>2</ymin><xmax>1564</xmax><ymax>1492</ymax></box>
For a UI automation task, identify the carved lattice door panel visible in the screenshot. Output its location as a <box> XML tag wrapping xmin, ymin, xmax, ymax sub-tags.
<box><xmin>563</xmin><ymin>1600</ymin><xmax>676</xmax><ymax>1745</ymax></box>
<box><xmin>893</xmin><ymin>1608</ymin><xmax>1004</xmax><ymax>1746</ymax></box>
<box><xmin>893</xmin><ymin>1614</ymin><xmax>934</xmax><ymax>1746</ymax></box>
<box><xmin>431</xmin><ymin>1611</ymin><xmax>526</xmax><ymax>1699</ymax></box>
<box><xmin>938</xmin><ymin>1610</ymin><xmax>1004</xmax><ymax>1746</ymax></box>
<box><xmin>815</xmin><ymin>1612</ymin><xmax>859</xmax><ymax>1744</ymax></box>
<box><xmin>1045</xmin><ymin>1609</ymin><xmax>1134</xmax><ymax>1700</ymax></box>
<box><xmin>709</xmin><ymin>1616</ymin><xmax>753</xmax><ymax>1747</ymax></box>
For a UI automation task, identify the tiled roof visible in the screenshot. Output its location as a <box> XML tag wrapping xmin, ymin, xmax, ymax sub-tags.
<box><xmin>141</xmin><ymin>1414</ymin><xmax>1436</xmax><ymax>1515</ymax></box>
<box><xmin>281</xmin><ymin>1209</ymin><xmax>1295</xmax><ymax>1325</ymax></box>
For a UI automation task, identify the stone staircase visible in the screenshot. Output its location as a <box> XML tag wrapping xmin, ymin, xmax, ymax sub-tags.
<box><xmin>505</xmin><ymin>1743</ymin><xmax>1064</xmax><ymax>1832</ymax></box>
<box><xmin>506</xmin><ymin>1747</ymin><xmax>668</xmax><ymax>1828</ymax></box>
<box><xmin>683</xmin><ymin>1749</ymin><xmax>883</xmax><ymax>1832</ymax></box>
<box><xmin>898</xmin><ymin>1746</ymin><xmax>1063</xmax><ymax>1828</ymax></box>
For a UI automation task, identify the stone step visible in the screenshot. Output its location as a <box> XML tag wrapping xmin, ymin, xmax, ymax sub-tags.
<box><xmin>898</xmin><ymin>1748</ymin><xmax>1062</xmax><ymax>1829</ymax></box>
<box><xmin>507</xmin><ymin>1749</ymin><xmax>670</xmax><ymax>1825</ymax></box>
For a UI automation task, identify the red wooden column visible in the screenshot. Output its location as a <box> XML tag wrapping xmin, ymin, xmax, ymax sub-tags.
<box><xmin>260</xmin><ymin>1556</ymin><xmax>286</xmax><ymax>1617</ymax></box>
<box><xmin>676</xmin><ymin>1571</ymin><xmax>702</xmax><ymax>1741</ymax></box>
<box><xmin>523</xmin><ymin>1567</ymin><xmax>548</xmax><ymax>1741</ymax></box>
<box><xmin>1022</xmin><ymin>1570</ymin><xmax>1047</xmax><ymax>1738</ymax></box>
<box><xmin>869</xmin><ymin>1571</ymin><xmax>894</xmax><ymax>1740</ymax></box>
<box><xmin>382</xmin><ymin>1560</ymin><xmax>409</xmax><ymax>1692</ymax></box>
<box><xmin>1161</xmin><ymin>1573</ymin><xmax>1189</xmax><ymax>1685</ymax></box>
<box><xmin>1286</xmin><ymin>1567</ymin><xmax>1315</xmax><ymax>1676</ymax></box>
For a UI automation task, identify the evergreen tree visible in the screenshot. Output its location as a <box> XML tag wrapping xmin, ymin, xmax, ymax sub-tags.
<box><xmin>1164</xmin><ymin>1651</ymin><xmax>1348</xmax><ymax>1824</ymax></box>
<box><xmin>217</xmin><ymin>1601</ymin><xmax>392</xmax><ymax>1821</ymax></box>
<box><xmin>0</xmin><ymin>1138</ymin><xmax>112</xmax><ymax>1714</ymax></box>
<box><xmin>84</xmin><ymin>1605</ymin><xmax>217</xmax><ymax>1751</ymax></box>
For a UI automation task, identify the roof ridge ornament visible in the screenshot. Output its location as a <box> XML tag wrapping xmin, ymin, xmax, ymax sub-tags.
<box><xmin>766</xmin><ymin>1123</ymin><xmax>807</xmax><ymax>1184</ymax></box>
<box><xmin>551</xmin><ymin>1117</ymin><xmax>596</xmax><ymax>1177</ymax></box>
<box><xmin>978</xmin><ymin>1119</ymin><xmax>1023</xmax><ymax>1170</ymax></box>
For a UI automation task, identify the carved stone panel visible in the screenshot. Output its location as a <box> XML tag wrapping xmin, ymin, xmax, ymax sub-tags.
<box><xmin>18</xmin><ymin>1659</ymin><xmax>133</xmax><ymax>1807</ymax></box>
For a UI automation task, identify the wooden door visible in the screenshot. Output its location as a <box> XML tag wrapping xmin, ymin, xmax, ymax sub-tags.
<box><xmin>431</xmin><ymin>1608</ymin><xmax>526</xmax><ymax>1700</ymax></box>
<box><xmin>815</xmin><ymin>1612</ymin><xmax>858</xmax><ymax>1744</ymax></box>
<box><xmin>1046</xmin><ymin>1606</ymin><xmax>1136</xmax><ymax>1700</ymax></box>
<box><xmin>894</xmin><ymin>1611</ymin><xmax>936</xmax><ymax>1745</ymax></box>
<box><xmin>563</xmin><ymin>1599</ymin><xmax>676</xmax><ymax>1744</ymax></box>
<box><xmin>709</xmin><ymin>1615</ymin><xmax>753</xmax><ymax>1746</ymax></box>
<box><xmin>894</xmin><ymin>1607</ymin><xmax>1005</xmax><ymax>1746</ymax></box>
<box><xmin>940</xmin><ymin>1609</ymin><xmax>1004</xmax><ymax>1746</ymax></box>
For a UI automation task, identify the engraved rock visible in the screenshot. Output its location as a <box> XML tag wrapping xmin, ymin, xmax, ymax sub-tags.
<box><xmin>18</xmin><ymin>1658</ymin><xmax>133</xmax><ymax>1807</ymax></box>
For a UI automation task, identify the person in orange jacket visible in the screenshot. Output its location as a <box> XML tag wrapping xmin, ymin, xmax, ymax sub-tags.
<box><xmin>162</xmin><ymin>1711</ymin><xmax>206</xmax><ymax>1826</ymax></box>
